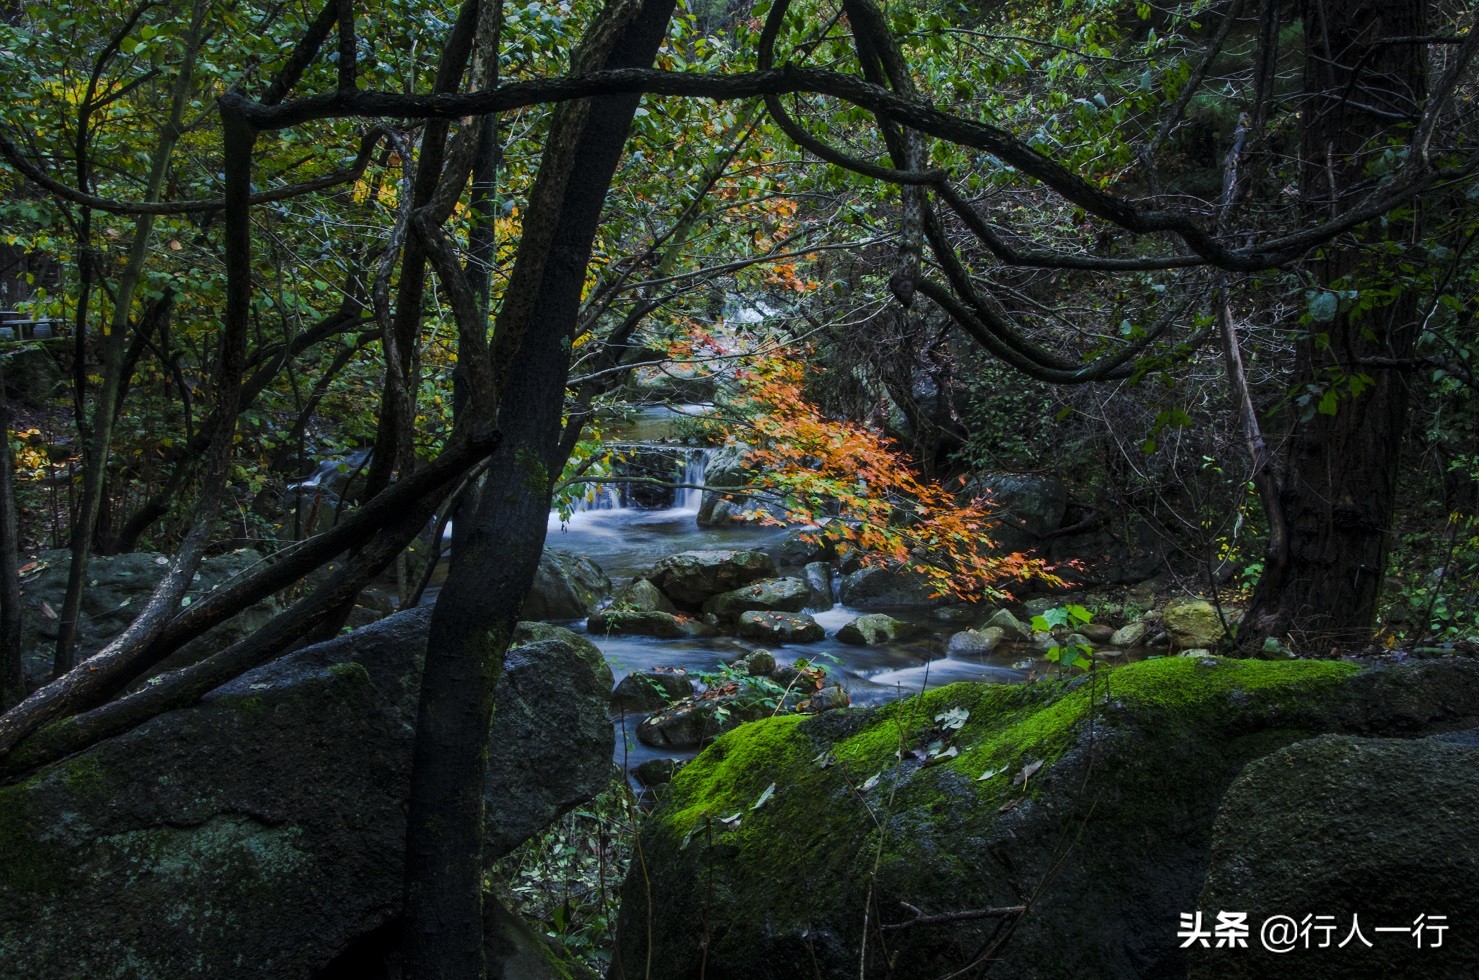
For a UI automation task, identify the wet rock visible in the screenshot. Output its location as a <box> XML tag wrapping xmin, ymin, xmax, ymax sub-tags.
<box><xmin>1080</xmin><ymin>623</ymin><xmax>1116</xmax><ymax>644</ymax></box>
<box><xmin>609</xmin><ymin>577</ymin><xmax>677</xmax><ymax>615</ymax></box>
<box><xmin>946</xmin><ymin>627</ymin><xmax>1005</xmax><ymax>656</ymax></box>
<box><xmin>803</xmin><ymin>562</ymin><xmax>834</xmax><ymax>610</ymax></box>
<box><xmin>702</xmin><ymin>577</ymin><xmax>811</xmax><ymax>620</ymax></box>
<box><xmin>633</xmin><ymin>758</ymin><xmax>687</xmax><ymax>788</ymax></box>
<box><xmin>985</xmin><ymin>607</ymin><xmax>1030</xmax><ymax>639</ymax></box>
<box><xmin>742</xmin><ymin>650</ymin><xmax>776</xmax><ymax>676</ymax></box>
<box><xmin>736</xmin><ymin>611</ymin><xmax>824</xmax><ymax>645</ymax></box>
<box><xmin>523</xmin><ymin>549</ymin><xmax>612</xmax><ymax>620</ymax></box>
<box><xmin>797</xmin><ymin>684</ymin><xmax>850</xmax><ymax>714</ymax></box>
<box><xmin>836</xmin><ymin>613</ymin><xmax>918</xmax><ymax>646</ymax></box>
<box><xmin>1109</xmin><ymin>621</ymin><xmax>1149</xmax><ymax>648</ymax></box>
<box><xmin>645</xmin><ymin>549</ymin><xmax>777</xmax><ymax>608</ymax></box>
<box><xmin>838</xmin><ymin>565</ymin><xmax>946</xmax><ymax>609</ymax></box>
<box><xmin>771</xmin><ymin>527</ymin><xmax>837</xmax><ymax>567</ymax></box>
<box><xmin>636</xmin><ymin>696</ymin><xmax>766</xmax><ymax>750</ymax></box>
<box><xmin>695</xmin><ymin>444</ymin><xmax>784</xmax><ymax>526</ymax></box>
<box><xmin>588</xmin><ymin>609</ymin><xmax>715</xmax><ymax>640</ymax></box>
<box><xmin>611</xmin><ymin>670</ymin><xmax>694</xmax><ymax>713</ymax></box>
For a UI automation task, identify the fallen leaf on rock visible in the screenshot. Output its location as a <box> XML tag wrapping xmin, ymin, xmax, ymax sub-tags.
<box><xmin>1012</xmin><ymin>759</ymin><xmax>1044</xmax><ymax>787</ymax></box>
<box><xmin>41</xmin><ymin>601</ymin><xmax>58</xmax><ymax>620</ymax></box>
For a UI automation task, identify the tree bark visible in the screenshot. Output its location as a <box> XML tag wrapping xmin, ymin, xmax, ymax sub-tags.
<box><xmin>400</xmin><ymin>1</ymin><xmax>676</xmax><ymax>975</ymax></box>
<box><xmin>1242</xmin><ymin>0</ymin><xmax>1428</xmax><ymax>650</ymax></box>
<box><xmin>0</xmin><ymin>357</ymin><xmax>22</xmax><ymax>709</ymax></box>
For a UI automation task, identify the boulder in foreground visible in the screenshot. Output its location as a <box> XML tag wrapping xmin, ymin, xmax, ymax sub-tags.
<box><xmin>0</xmin><ymin>608</ymin><xmax>613</xmax><ymax>978</ymax></box>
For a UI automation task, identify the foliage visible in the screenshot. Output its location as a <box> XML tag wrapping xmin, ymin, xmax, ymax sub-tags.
<box><xmin>1031</xmin><ymin>604</ymin><xmax>1096</xmax><ymax>672</ymax></box>
<box><xmin>692</xmin><ymin>655</ymin><xmax>831</xmax><ymax>718</ymax></box>
<box><xmin>701</xmin><ymin>347</ymin><xmax>1062</xmax><ymax>602</ymax></box>
<box><xmin>489</xmin><ymin>776</ymin><xmax>637</xmax><ymax>974</ymax></box>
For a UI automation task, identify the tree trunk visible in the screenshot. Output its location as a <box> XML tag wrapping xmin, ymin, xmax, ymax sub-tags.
<box><xmin>399</xmin><ymin>1</ymin><xmax>676</xmax><ymax>976</ymax></box>
<box><xmin>0</xmin><ymin>356</ymin><xmax>22</xmax><ymax>708</ymax></box>
<box><xmin>1243</xmin><ymin>0</ymin><xmax>1427</xmax><ymax>650</ymax></box>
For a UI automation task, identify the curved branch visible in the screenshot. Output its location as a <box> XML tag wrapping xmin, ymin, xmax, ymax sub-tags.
<box><xmin>0</xmin><ymin>126</ymin><xmax>391</xmax><ymax>216</ymax></box>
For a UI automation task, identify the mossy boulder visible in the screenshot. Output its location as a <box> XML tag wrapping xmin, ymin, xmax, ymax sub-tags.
<box><xmin>645</xmin><ymin>549</ymin><xmax>777</xmax><ymax>608</ymax></box>
<box><xmin>612</xmin><ymin>657</ymin><xmax>1479</xmax><ymax>979</ymax></box>
<box><xmin>837</xmin><ymin>613</ymin><xmax>919</xmax><ymax>646</ymax></box>
<box><xmin>0</xmin><ymin>608</ymin><xmax>615</xmax><ymax>978</ymax></box>
<box><xmin>522</xmin><ymin>549</ymin><xmax>612</xmax><ymax>620</ymax></box>
<box><xmin>703</xmin><ymin>577</ymin><xmax>811</xmax><ymax>620</ymax></box>
<box><xmin>1191</xmin><ymin>731</ymin><xmax>1479</xmax><ymax>980</ymax></box>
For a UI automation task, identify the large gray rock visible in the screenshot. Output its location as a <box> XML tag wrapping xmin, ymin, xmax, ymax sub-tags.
<box><xmin>16</xmin><ymin>548</ymin><xmax>281</xmax><ymax>690</ymax></box>
<box><xmin>946</xmin><ymin>626</ymin><xmax>1005</xmax><ymax>656</ymax></box>
<box><xmin>836</xmin><ymin>613</ymin><xmax>919</xmax><ymax>646</ymax></box>
<box><xmin>587</xmin><ymin>609</ymin><xmax>715</xmax><ymax>639</ymax></box>
<box><xmin>702</xmin><ymin>577</ymin><xmax>811</xmax><ymax>620</ymax></box>
<box><xmin>1192</xmin><ymin>732</ymin><xmax>1479</xmax><ymax>979</ymax></box>
<box><xmin>613</xmin><ymin>657</ymin><xmax>1479</xmax><ymax>980</ymax></box>
<box><xmin>522</xmin><ymin>548</ymin><xmax>611</xmax><ymax>620</ymax></box>
<box><xmin>696</xmin><ymin>443</ymin><xmax>755</xmax><ymax>526</ymax></box>
<box><xmin>609</xmin><ymin>577</ymin><xmax>677</xmax><ymax>615</ymax></box>
<box><xmin>736</xmin><ymin>611</ymin><xmax>825</xmax><ymax>644</ymax></box>
<box><xmin>839</xmin><ymin>564</ymin><xmax>947</xmax><ymax>609</ymax></box>
<box><xmin>1163</xmin><ymin>599</ymin><xmax>1228</xmax><ymax>650</ymax></box>
<box><xmin>611</xmin><ymin>669</ymin><xmax>694</xmax><ymax>713</ymax></box>
<box><xmin>803</xmin><ymin>562</ymin><xmax>834</xmax><ymax>610</ymax></box>
<box><xmin>971</xmin><ymin>474</ymin><xmax>1069</xmax><ymax>550</ymax></box>
<box><xmin>0</xmin><ymin>608</ymin><xmax>614</xmax><ymax>978</ymax></box>
<box><xmin>645</xmin><ymin>549</ymin><xmax>777</xmax><ymax>608</ymax></box>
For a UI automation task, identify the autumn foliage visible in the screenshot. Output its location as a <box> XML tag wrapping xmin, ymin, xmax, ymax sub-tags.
<box><xmin>711</xmin><ymin>350</ymin><xmax>1062</xmax><ymax>603</ymax></box>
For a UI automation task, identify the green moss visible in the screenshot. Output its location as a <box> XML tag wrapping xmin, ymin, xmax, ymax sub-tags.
<box><xmin>641</xmin><ymin>655</ymin><xmax>1370</xmax><ymax>960</ymax></box>
<box><xmin>326</xmin><ymin>661</ymin><xmax>371</xmax><ymax>688</ymax></box>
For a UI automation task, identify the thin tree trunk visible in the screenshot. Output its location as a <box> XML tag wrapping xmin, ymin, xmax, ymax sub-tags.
<box><xmin>54</xmin><ymin>0</ymin><xmax>209</xmax><ymax>674</ymax></box>
<box><xmin>0</xmin><ymin>357</ymin><xmax>22</xmax><ymax>708</ymax></box>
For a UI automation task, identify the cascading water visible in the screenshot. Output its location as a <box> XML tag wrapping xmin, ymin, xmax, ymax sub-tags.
<box><xmin>674</xmin><ymin>447</ymin><xmax>710</xmax><ymax>513</ymax></box>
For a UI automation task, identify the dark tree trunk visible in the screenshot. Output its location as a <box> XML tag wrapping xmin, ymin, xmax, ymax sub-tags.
<box><xmin>399</xmin><ymin>1</ymin><xmax>677</xmax><ymax>976</ymax></box>
<box><xmin>1243</xmin><ymin>0</ymin><xmax>1427</xmax><ymax>650</ymax></box>
<box><xmin>0</xmin><ymin>357</ymin><xmax>22</xmax><ymax>708</ymax></box>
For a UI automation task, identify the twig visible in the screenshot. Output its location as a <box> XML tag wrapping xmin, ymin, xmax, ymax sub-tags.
<box><xmin>881</xmin><ymin>902</ymin><xmax>1027</xmax><ymax>932</ymax></box>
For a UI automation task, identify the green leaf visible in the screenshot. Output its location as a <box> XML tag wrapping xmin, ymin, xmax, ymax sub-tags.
<box><xmin>1308</xmin><ymin>291</ymin><xmax>1339</xmax><ymax>322</ymax></box>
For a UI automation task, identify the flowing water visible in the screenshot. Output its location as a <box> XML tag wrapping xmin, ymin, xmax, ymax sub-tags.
<box><xmin>537</xmin><ymin>406</ymin><xmax>1051</xmax><ymax>773</ymax></box>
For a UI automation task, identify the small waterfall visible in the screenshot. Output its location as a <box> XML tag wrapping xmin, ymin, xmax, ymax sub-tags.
<box><xmin>673</xmin><ymin>447</ymin><xmax>711</xmax><ymax>513</ymax></box>
<box><xmin>569</xmin><ymin>480</ymin><xmax>623</xmax><ymax>514</ymax></box>
<box><xmin>552</xmin><ymin>444</ymin><xmax>712</xmax><ymax>527</ymax></box>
